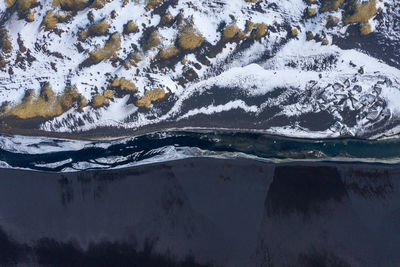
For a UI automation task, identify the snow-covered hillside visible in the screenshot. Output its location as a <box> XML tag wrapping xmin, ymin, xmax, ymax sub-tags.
<box><xmin>0</xmin><ymin>0</ymin><xmax>399</xmax><ymax>139</ymax></box>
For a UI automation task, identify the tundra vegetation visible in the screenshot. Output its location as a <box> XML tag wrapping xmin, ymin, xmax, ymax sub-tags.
<box><xmin>0</xmin><ymin>0</ymin><xmax>381</xmax><ymax>121</ymax></box>
<box><xmin>1</xmin><ymin>84</ymin><xmax>86</xmax><ymax>119</ymax></box>
<box><xmin>136</xmin><ymin>88</ymin><xmax>166</xmax><ymax>109</ymax></box>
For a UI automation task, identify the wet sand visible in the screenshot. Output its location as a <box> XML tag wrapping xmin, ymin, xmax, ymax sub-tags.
<box><xmin>0</xmin><ymin>158</ymin><xmax>399</xmax><ymax>266</ymax></box>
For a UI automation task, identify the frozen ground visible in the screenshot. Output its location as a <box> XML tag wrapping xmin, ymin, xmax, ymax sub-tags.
<box><xmin>0</xmin><ymin>0</ymin><xmax>399</xmax><ymax>139</ymax></box>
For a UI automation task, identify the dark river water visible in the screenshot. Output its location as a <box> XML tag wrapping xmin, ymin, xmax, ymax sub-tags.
<box><xmin>1</xmin><ymin>131</ymin><xmax>400</xmax><ymax>172</ymax></box>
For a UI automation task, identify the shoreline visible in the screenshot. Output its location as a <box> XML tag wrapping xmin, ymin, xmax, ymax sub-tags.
<box><xmin>2</xmin><ymin>125</ymin><xmax>400</xmax><ymax>143</ymax></box>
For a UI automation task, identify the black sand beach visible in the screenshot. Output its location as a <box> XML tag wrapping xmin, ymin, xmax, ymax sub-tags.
<box><xmin>1</xmin><ymin>158</ymin><xmax>399</xmax><ymax>266</ymax></box>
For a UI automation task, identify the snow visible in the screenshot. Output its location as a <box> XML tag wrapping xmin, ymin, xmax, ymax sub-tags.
<box><xmin>1</xmin><ymin>0</ymin><xmax>400</xmax><ymax>140</ymax></box>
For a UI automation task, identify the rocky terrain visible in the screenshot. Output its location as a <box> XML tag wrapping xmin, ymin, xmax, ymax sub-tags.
<box><xmin>0</xmin><ymin>0</ymin><xmax>399</xmax><ymax>139</ymax></box>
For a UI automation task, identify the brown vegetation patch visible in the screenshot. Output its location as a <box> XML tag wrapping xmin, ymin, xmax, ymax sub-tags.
<box><xmin>91</xmin><ymin>0</ymin><xmax>111</xmax><ymax>9</ymax></box>
<box><xmin>306</xmin><ymin>7</ymin><xmax>317</xmax><ymax>17</ymax></box>
<box><xmin>79</xmin><ymin>19</ymin><xmax>110</xmax><ymax>41</ymax></box>
<box><xmin>52</xmin><ymin>0</ymin><xmax>89</xmax><ymax>11</ymax></box>
<box><xmin>326</xmin><ymin>15</ymin><xmax>339</xmax><ymax>28</ymax></box>
<box><xmin>251</xmin><ymin>23</ymin><xmax>268</xmax><ymax>39</ymax></box>
<box><xmin>103</xmin><ymin>90</ymin><xmax>114</xmax><ymax>99</ymax></box>
<box><xmin>360</xmin><ymin>23</ymin><xmax>372</xmax><ymax>35</ymax></box>
<box><xmin>160</xmin><ymin>13</ymin><xmax>174</xmax><ymax>27</ymax></box>
<box><xmin>320</xmin><ymin>0</ymin><xmax>344</xmax><ymax>12</ymax></box>
<box><xmin>0</xmin><ymin>27</ymin><xmax>12</xmax><ymax>54</ymax></box>
<box><xmin>178</xmin><ymin>29</ymin><xmax>204</xmax><ymax>51</ymax></box>
<box><xmin>85</xmin><ymin>33</ymin><xmax>121</xmax><ymax>66</ymax></box>
<box><xmin>291</xmin><ymin>28</ymin><xmax>299</xmax><ymax>37</ymax></box>
<box><xmin>136</xmin><ymin>88</ymin><xmax>166</xmax><ymax>109</ymax></box>
<box><xmin>158</xmin><ymin>45</ymin><xmax>180</xmax><ymax>59</ymax></box>
<box><xmin>4</xmin><ymin>84</ymin><xmax>84</xmax><ymax>119</ymax></box>
<box><xmin>223</xmin><ymin>24</ymin><xmax>240</xmax><ymax>40</ymax></box>
<box><xmin>43</xmin><ymin>11</ymin><xmax>67</xmax><ymax>31</ymax></box>
<box><xmin>306</xmin><ymin>31</ymin><xmax>315</xmax><ymax>41</ymax></box>
<box><xmin>110</xmin><ymin>78</ymin><xmax>137</xmax><ymax>92</ymax></box>
<box><xmin>343</xmin><ymin>0</ymin><xmax>377</xmax><ymax>25</ymax></box>
<box><xmin>123</xmin><ymin>21</ymin><xmax>139</xmax><ymax>35</ymax></box>
<box><xmin>91</xmin><ymin>94</ymin><xmax>109</xmax><ymax>108</ymax></box>
<box><xmin>5</xmin><ymin>0</ymin><xmax>16</xmax><ymax>7</ymax></box>
<box><xmin>16</xmin><ymin>0</ymin><xmax>39</xmax><ymax>21</ymax></box>
<box><xmin>123</xmin><ymin>51</ymin><xmax>143</xmax><ymax>69</ymax></box>
<box><xmin>143</xmin><ymin>30</ymin><xmax>161</xmax><ymax>51</ymax></box>
<box><xmin>145</xmin><ymin>0</ymin><xmax>164</xmax><ymax>10</ymax></box>
<box><xmin>305</xmin><ymin>0</ymin><xmax>317</xmax><ymax>5</ymax></box>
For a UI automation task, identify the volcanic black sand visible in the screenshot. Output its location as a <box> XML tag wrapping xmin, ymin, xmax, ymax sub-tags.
<box><xmin>1</xmin><ymin>158</ymin><xmax>400</xmax><ymax>267</ymax></box>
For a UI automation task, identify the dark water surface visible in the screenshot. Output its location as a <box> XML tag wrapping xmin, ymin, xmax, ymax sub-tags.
<box><xmin>1</xmin><ymin>131</ymin><xmax>400</xmax><ymax>172</ymax></box>
<box><xmin>0</xmin><ymin>158</ymin><xmax>399</xmax><ymax>266</ymax></box>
